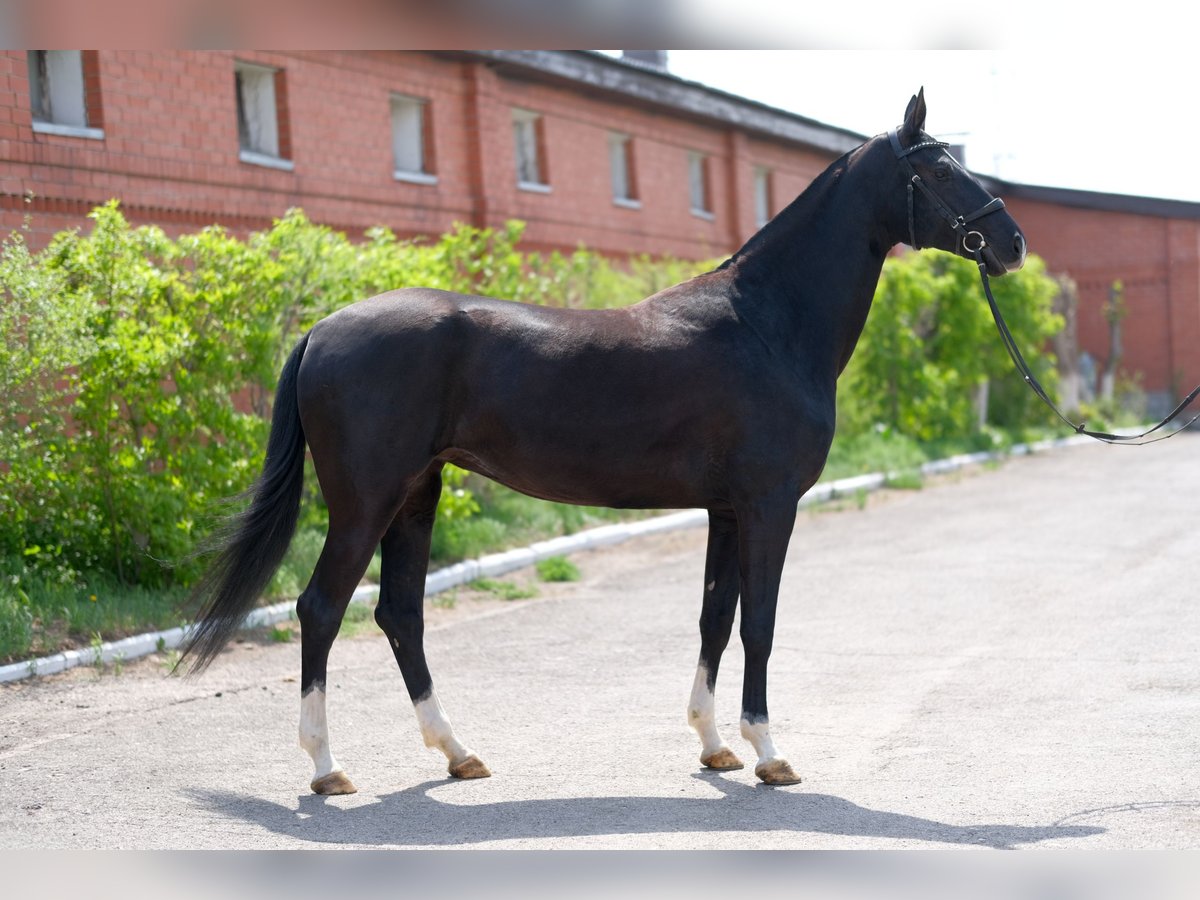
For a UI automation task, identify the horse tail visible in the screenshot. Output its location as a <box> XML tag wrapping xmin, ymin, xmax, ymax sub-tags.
<box><xmin>179</xmin><ymin>332</ymin><xmax>311</xmax><ymax>674</ymax></box>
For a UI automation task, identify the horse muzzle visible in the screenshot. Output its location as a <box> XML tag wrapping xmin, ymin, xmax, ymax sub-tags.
<box><xmin>975</xmin><ymin>230</ymin><xmax>1026</xmax><ymax>275</ymax></box>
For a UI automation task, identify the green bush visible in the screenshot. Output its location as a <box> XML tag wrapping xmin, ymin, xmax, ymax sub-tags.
<box><xmin>838</xmin><ymin>251</ymin><xmax>1062</xmax><ymax>442</ymax></box>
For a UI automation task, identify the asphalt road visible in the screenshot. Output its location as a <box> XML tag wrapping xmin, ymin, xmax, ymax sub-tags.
<box><xmin>2</xmin><ymin>434</ymin><xmax>1199</xmax><ymax>850</ymax></box>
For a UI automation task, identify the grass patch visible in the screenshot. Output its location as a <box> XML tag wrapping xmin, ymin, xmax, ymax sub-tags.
<box><xmin>161</xmin><ymin>648</ymin><xmax>183</xmax><ymax>676</ymax></box>
<box><xmin>431</xmin><ymin>478</ymin><xmax>646</xmax><ymax>564</ymax></box>
<box><xmin>535</xmin><ymin>556</ymin><xmax>581</xmax><ymax>582</ymax></box>
<box><xmin>469</xmin><ymin>578</ymin><xmax>538</xmax><ymax>601</ymax></box>
<box><xmin>432</xmin><ymin>517</ymin><xmax>511</xmax><ymax>563</ymax></box>
<box><xmin>821</xmin><ymin>428</ymin><xmax>931</xmax><ymax>482</ymax></box>
<box><xmin>338</xmin><ymin>602</ymin><xmax>377</xmax><ymax>639</ymax></box>
<box><xmin>0</xmin><ymin>569</ymin><xmax>190</xmax><ymax>665</ymax></box>
<box><xmin>883</xmin><ymin>470</ymin><xmax>924</xmax><ymax>490</ymax></box>
<box><xmin>820</xmin><ymin>426</ymin><xmax>1060</xmax><ymax>486</ymax></box>
<box><xmin>268</xmin><ymin>527</ymin><xmax>327</xmax><ymax>600</ymax></box>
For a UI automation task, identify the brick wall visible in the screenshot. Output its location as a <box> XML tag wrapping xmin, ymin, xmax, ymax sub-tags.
<box><xmin>0</xmin><ymin>51</ymin><xmax>483</xmax><ymax>242</ymax></box>
<box><xmin>0</xmin><ymin>50</ymin><xmax>832</xmax><ymax>259</ymax></box>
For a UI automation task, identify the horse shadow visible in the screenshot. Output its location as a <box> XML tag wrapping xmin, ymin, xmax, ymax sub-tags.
<box><xmin>188</xmin><ymin>771</ymin><xmax>1104</xmax><ymax>849</ymax></box>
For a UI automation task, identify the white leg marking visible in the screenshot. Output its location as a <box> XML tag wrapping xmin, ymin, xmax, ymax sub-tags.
<box><xmin>299</xmin><ymin>686</ymin><xmax>343</xmax><ymax>781</ymax></box>
<box><xmin>740</xmin><ymin>717</ymin><xmax>782</xmax><ymax>767</ymax></box>
<box><xmin>413</xmin><ymin>690</ymin><xmax>474</xmax><ymax>766</ymax></box>
<box><xmin>741</xmin><ymin>717</ymin><xmax>801</xmax><ymax>784</ymax></box>
<box><xmin>687</xmin><ymin>664</ymin><xmax>728</xmax><ymax>759</ymax></box>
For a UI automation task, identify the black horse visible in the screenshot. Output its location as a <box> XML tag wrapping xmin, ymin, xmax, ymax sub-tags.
<box><xmin>182</xmin><ymin>90</ymin><xmax>1027</xmax><ymax>793</ymax></box>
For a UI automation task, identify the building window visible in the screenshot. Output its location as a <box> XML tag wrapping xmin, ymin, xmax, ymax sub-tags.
<box><xmin>754</xmin><ymin>166</ymin><xmax>774</xmax><ymax>228</ymax></box>
<box><xmin>27</xmin><ymin>50</ymin><xmax>103</xmax><ymax>139</ymax></box>
<box><xmin>391</xmin><ymin>93</ymin><xmax>436</xmax><ymax>184</ymax></box>
<box><xmin>235</xmin><ymin>60</ymin><xmax>292</xmax><ymax>171</ymax></box>
<box><xmin>688</xmin><ymin>151</ymin><xmax>713</xmax><ymax>218</ymax></box>
<box><xmin>609</xmin><ymin>132</ymin><xmax>639</xmax><ymax>207</ymax></box>
<box><xmin>512</xmin><ymin>108</ymin><xmax>549</xmax><ymax>191</ymax></box>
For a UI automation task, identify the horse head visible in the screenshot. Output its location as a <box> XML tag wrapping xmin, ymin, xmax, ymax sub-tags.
<box><xmin>889</xmin><ymin>88</ymin><xmax>1027</xmax><ymax>275</ymax></box>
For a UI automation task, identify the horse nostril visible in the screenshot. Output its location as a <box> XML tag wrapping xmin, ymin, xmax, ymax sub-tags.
<box><xmin>1014</xmin><ymin>232</ymin><xmax>1026</xmax><ymax>257</ymax></box>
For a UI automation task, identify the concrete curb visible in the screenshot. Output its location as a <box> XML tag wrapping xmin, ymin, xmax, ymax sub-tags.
<box><xmin>0</xmin><ymin>433</ymin><xmax>1096</xmax><ymax>685</ymax></box>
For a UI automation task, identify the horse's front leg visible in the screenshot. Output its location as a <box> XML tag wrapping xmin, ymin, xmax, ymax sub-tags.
<box><xmin>736</xmin><ymin>496</ymin><xmax>802</xmax><ymax>785</ymax></box>
<box><xmin>687</xmin><ymin>509</ymin><xmax>745</xmax><ymax>771</ymax></box>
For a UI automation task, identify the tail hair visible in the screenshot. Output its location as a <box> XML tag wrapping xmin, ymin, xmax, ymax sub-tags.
<box><xmin>179</xmin><ymin>333</ymin><xmax>310</xmax><ymax>673</ymax></box>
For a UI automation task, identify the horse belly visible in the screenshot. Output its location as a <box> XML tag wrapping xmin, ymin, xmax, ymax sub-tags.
<box><xmin>445</xmin><ymin>419</ymin><xmax>717</xmax><ymax>509</ymax></box>
<box><xmin>445</xmin><ymin>376</ymin><xmax>723</xmax><ymax>509</ymax></box>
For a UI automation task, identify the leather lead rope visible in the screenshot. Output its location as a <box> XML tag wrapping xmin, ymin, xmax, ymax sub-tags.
<box><xmin>973</xmin><ymin>247</ymin><xmax>1200</xmax><ymax>445</ymax></box>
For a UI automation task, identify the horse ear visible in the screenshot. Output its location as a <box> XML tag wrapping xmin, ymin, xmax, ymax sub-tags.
<box><xmin>901</xmin><ymin>87</ymin><xmax>927</xmax><ymax>142</ymax></box>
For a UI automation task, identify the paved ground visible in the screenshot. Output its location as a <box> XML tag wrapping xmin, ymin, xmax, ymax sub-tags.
<box><xmin>2</xmin><ymin>435</ymin><xmax>1199</xmax><ymax>850</ymax></box>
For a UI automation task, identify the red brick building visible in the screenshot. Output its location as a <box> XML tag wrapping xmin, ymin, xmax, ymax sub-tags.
<box><xmin>4</xmin><ymin>49</ymin><xmax>1199</xmax><ymax>410</ymax></box>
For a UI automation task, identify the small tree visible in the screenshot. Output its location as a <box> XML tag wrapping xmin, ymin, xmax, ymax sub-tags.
<box><xmin>839</xmin><ymin>251</ymin><xmax>1063</xmax><ymax>442</ymax></box>
<box><xmin>1100</xmin><ymin>280</ymin><xmax>1126</xmax><ymax>402</ymax></box>
<box><xmin>1051</xmin><ymin>274</ymin><xmax>1082</xmax><ymax>413</ymax></box>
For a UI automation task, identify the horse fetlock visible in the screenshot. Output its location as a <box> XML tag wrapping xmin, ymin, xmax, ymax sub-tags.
<box><xmin>740</xmin><ymin>717</ymin><xmax>780</xmax><ymax>759</ymax></box>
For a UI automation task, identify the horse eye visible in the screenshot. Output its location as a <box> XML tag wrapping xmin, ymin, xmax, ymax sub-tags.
<box><xmin>934</xmin><ymin>165</ymin><xmax>952</xmax><ymax>181</ymax></box>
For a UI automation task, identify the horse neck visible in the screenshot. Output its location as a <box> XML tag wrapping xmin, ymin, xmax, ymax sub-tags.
<box><xmin>723</xmin><ymin>143</ymin><xmax>897</xmax><ymax>377</ymax></box>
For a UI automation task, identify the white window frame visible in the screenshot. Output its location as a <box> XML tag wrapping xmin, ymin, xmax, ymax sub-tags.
<box><xmin>688</xmin><ymin>151</ymin><xmax>713</xmax><ymax>219</ymax></box>
<box><xmin>512</xmin><ymin>108</ymin><xmax>549</xmax><ymax>192</ymax></box>
<box><xmin>391</xmin><ymin>93</ymin><xmax>436</xmax><ymax>185</ymax></box>
<box><xmin>235</xmin><ymin>60</ymin><xmax>292</xmax><ymax>171</ymax></box>
<box><xmin>754</xmin><ymin>166</ymin><xmax>773</xmax><ymax>228</ymax></box>
<box><xmin>28</xmin><ymin>50</ymin><xmax>103</xmax><ymax>140</ymax></box>
<box><xmin>609</xmin><ymin>131</ymin><xmax>639</xmax><ymax>208</ymax></box>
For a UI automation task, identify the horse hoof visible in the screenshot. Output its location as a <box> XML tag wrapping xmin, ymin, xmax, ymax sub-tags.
<box><xmin>311</xmin><ymin>771</ymin><xmax>358</xmax><ymax>795</ymax></box>
<box><xmin>449</xmin><ymin>754</ymin><xmax>491</xmax><ymax>779</ymax></box>
<box><xmin>755</xmin><ymin>759</ymin><xmax>802</xmax><ymax>786</ymax></box>
<box><xmin>701</xmin><ymin>747</ymin><xmax>745</xmax><ymax>771</ymax></box>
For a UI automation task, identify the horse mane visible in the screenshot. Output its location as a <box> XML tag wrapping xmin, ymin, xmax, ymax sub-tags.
<box><xmin>717</xmin><ymin>145</ymin><xmax>858</xmax><ymax>273</ymax></box>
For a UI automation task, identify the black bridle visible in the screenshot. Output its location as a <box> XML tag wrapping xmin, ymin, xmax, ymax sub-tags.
<box><xmin>891</xmin><ymin>126</ymin><xmax>1200</xmax><ymax>445</ymax></box>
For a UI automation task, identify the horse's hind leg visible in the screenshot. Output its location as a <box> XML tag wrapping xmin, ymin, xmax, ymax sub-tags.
<box><xmin>375</xmin><ymin>465</ymin><xmax>490</xmax><ymax>780</ymax></box>
<box><xmin>687</xmin><ymin>510</ymin><xmax>745</xmax><ymax>771</ymax></box>
<box><xmin>298</xmin><ymin>515</ymin><xmax>389</xmax><ymax>795</ymax></box>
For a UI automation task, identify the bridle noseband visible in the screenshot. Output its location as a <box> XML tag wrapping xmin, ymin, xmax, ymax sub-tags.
<box><xmin>888</xmin><ymin>126</ymin><xmax>1200</xmax><ymax>445</ymax></box>
<box><xmin>888</xmin><ymin>127</ymin><xmax>1006</xmax><ymax>257</ymax></box>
